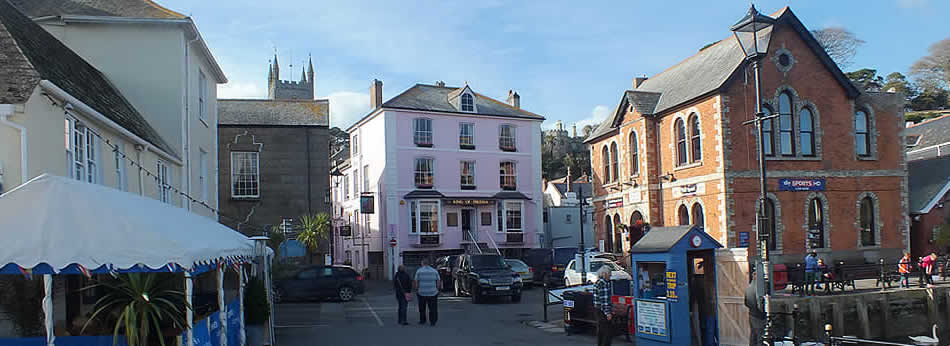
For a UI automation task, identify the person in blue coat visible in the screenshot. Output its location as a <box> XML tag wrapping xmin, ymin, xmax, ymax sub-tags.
<box><xmin>804</xmin><ymin>252</ymin><xmax>818</xmax><ymax>295</ymax></box>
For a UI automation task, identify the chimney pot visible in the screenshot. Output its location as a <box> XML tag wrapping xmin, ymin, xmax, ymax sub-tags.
<box><xmin>370</xmin><ymin>79</ymin><xmax>383</xmax><ymax>109</ymax></box>
<box><xmin>633</xmin><ymin>77</ymin><xmax>648</xmax><ymax>89</ymax></box>
<box><xmin>506</xmin><ymin>90</ymin><xmax>521</xmax><ymax>109</ymax></box>
<box><xmin>436</xmin><ymin>81</ymin><xmax>445</xmax><ymax>87</ymax></box>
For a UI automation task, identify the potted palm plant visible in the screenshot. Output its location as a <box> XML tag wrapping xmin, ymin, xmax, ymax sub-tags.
<box><xmin>83</xmin><ymin>273</ymin><xmax>188</xmax><ymax>346</ymax></box>
<box><xmin>244</xmin><ymin>276</ymin><xmax>270</xmax><ymax>346</ymax></box>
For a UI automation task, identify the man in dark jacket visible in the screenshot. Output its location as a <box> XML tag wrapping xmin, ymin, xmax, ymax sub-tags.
<box><xmin>393</xmin><ymin>265</ymin><xmax>412</xmax><ymax>325</ymax></box>
<box><xmin>745</xmin><ymin>268</ymin><xmax>765</xmax><ymax>346</ymax></box>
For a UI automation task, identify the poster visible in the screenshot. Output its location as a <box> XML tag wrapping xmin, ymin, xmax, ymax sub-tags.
<box><xmin>665</xmin><ymin>271</ymin><xmax>678</xmax><ymax>302</ymax></box>
<box><xmin>360</xmin><ymin>194</ymin><xmax>375</xmax><ymax>214</ymax></box>
<box><xmin>636</xmin><ymin>299</ymin><xmax>668</xmax><ymax>338</ymax></box>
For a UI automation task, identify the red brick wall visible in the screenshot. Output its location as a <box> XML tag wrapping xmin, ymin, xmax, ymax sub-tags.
<box><xmin>911</xmin><ymin>189</ymin><xmax>950</xmax><ymax>258</ymax></box>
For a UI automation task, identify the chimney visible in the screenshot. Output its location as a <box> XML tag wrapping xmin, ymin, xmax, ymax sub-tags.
<box><xmin>370</xmin><ymin>79</ymin><xmax>383</xmax><ymax>109</ymax></box>
<box><xmin>572</xmin><ymin>123</ymin><xmax>577</xmax><ymax>137</ymax></box>
<box><xmin>633</xmin><ymin>76</ymin><xmax>648</xmax><ymax>89</ymax></box>
<box><xmin>436</xmin><ymin>81</ymin><xmax>446</xmax><ymax>87</ymax></box>
<box><xmin>507</xmin><ymin>90</ymin><xmax>520</xmax><ymax>109</ymax></box>
<box><xmin>566</xmin><ymin>166</ymin><xmax>572</xmax><ymax>192</ymax></box>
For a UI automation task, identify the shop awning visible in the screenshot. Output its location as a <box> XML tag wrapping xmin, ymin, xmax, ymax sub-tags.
<box><xmin>492</xmin><ymin>191</ymin><xmax>531</xmax><ymax>200</ymax></box>
<box><xmin>404</xmin><ymin>190</ymin><xmax>446</xmax><ymax>199</ymax></box>
<box><xmin>0</xmin><ymin>174</ymin><xmax>255</xmax><ymax>274</ymax></box>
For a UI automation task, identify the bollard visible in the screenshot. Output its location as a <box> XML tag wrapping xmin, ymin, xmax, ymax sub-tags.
<box><xmin>879</xmin><ymin>258</ymin><xmax>886</xmax><ymax>291</ymax></box>
<box><xmin>791</xmin><ymin>303</ymin><xmax>800</xmax><ymax>344</ymax></box>
<box><xmin>824</xmin><ymin>324</ymin><xmax>833</xmax><ymax>346</ymax></box>
<box><xmin>542</xmin><ymin>282</ymin><xmax>548</xmax><ymax>322</ymax></box>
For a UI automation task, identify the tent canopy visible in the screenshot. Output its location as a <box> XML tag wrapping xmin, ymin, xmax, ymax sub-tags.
<box><xmin>0</xmin><ymin>174</ymin><xmax>255</xmax><ymax>273</ymax></box>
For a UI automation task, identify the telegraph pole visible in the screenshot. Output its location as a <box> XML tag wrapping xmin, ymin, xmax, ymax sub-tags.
<box><xmin>578</xmin><ymin>185</ymin><xmax>587</xmax><ymax>284</ymax></box>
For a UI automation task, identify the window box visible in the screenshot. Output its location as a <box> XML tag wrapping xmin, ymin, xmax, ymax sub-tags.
<box><xmin>461</xmin><ymin>185</ymin><xmax>476</xmax><ymax>190</ymax></box>
<box><xmin>420</xmin><ymin>235</ymin><xmax>440</xmax><ymax>245</ymax></box>
<box><xmin>415</xmin><ymin>142</ymin><xmax>433</xmax><ymax>148</ymax></box>
<box><xmin>416</xmin><ymin>183</ymin><xmax>433</xmax><ymax>189</ymax></box>
<box><xmin>506</xmin><ymin>233</ymin><xmax>524</xmax><ymax>243</ymax></box>
<box><xmin>460</xmin><ymin>144</ymin><xmax>476</xmax><ymax>150</ymax></box>
<box><xmin>499</xmin><ymin>145</ymin><xmax>517</xmax><ymax>152</ymax></box>
<box><xmin>501</xmin><ymin>184</ymin><xmax>517</xmax><ymax>191</ymax></box>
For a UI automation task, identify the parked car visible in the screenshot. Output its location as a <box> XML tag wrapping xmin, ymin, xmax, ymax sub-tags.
<box><xmin>435</xmin><ymin>255</ymin><xmax>460</xmax><ymax>291</ymax></box>
<box><xmin>523</xmin><ymin>247</ymin><xmax>576</xmax><ymax>287</ymax></box>
<box><xmin>505</xmin><ymin>259</ymin><xmax>533</xmax><ymax>288</ymax></box>
<box><xmin>273</xmin><ymin>265</ymin><xmax>364</xmax><ymax>302</ymax></box>
<box><xmin>563</xmin><ymin>258</ymin><xmax>631</xmax><ymax>286</ymax></box>
<box><xmin>453</xmin><ymin>254</ymin><xmax>523</xmax><ymax>303</ymax></box>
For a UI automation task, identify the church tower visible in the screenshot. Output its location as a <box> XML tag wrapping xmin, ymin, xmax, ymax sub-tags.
<box><xmin>267</xmin><ymin>53</ymin><xmax>315</xmax><ymax>100</ymax></box>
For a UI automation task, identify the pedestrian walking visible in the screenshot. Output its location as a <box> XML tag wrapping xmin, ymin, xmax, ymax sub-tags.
<box><xmin>413</xmin><ymin>258</ymin><xmax>442</xmax><ymax>326</ymax></box>
<box><xmin>393</xmin><ymin>265</ymin><xmax>413</xmax><ymax>325</ymax></box>
<box><xmin>593</xmin><ymin>266</ymin><xmax>613</xmax><ymax>346</ymax></box>
<box><xmin>898</xmin><ymin>253</ymin><xmax>912</xmax><ymax>288</ymax></box>
<box><xmin>804</xmin><ymin>252</ymin><xmax>818</xmax><ymax>295</ymax></box>
<box><xmin>923</xmin><ymin>252</ymin><xmax>937</xmax><ymax>287</ymax></box>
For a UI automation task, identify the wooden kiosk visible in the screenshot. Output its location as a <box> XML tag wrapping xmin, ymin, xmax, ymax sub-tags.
<box><xmin>629</xmin><ymin>226</ymin><xmax>722</xmax><ymax>346</ymax></box>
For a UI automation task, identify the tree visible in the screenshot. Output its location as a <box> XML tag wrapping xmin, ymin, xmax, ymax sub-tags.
<box><xmin>582</xmin><ymin>125</ymin><xmax>594</xmax><ymax>138</ymax></box>
<box><xmin>883</xmin><ymin>72</ymin><xmax>917</xmax><ymax>99</ymax></box>
<box><xmin>266</xmin><ymin>225</ymin><xmax>286</xmax><ymax>258</ymax></box>
<box><xmin>811</xmin><ymin>27</ymin><xmax>865</xmax><ymax>69</ymax></box>
<box><xmin>910</xmin><ymin>38</ymin><xmax>950</xmax><ymax>90</ymax></box>
<box><xmin>297</xmin><ymin>212</ymin><xmax>331</xmax><ymax>257</ymax></box>
<box><xmin>846</xmin><ymin>68</ymin><xmax>884</xmax><ymax>91</ymax></box>
<box><xmin>910</xmin><ymin>87</ymin><xmax>949</xmax><ymax>111</ymax></box>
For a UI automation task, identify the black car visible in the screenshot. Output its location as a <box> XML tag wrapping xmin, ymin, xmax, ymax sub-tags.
<box><xmin>273</xmin><ymin>266</ymin><xmax>365</xmax><ymax>302</ymax></box>
<box><xmin>523</xmin><ymin>247</ymin><xmax>576</xmax><ymax>287</ymax></box>
<box><xmin>453</xmin><ymin>254</ymin><xmax>522</xmax><ymax>303</ymax></box>
<box><xmin>435</xmin><ymin>255</ymin><xmax>460</xmax><ymax>292</ymax></box>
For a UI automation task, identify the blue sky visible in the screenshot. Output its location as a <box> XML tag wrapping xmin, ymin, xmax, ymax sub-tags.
<box><xmin>161</xmin><ymin>0</ymin><xmax>947</xmax><ymax>129</ymax></box>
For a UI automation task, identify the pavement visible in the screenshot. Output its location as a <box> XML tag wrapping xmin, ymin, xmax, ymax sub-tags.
<box><xmin>273</xmin><ymin>280</ymin><xmax>619</xmax><ymax>346</ymax></box>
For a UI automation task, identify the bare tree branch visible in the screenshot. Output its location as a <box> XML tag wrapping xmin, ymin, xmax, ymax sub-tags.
<box><xmin>910</xmin><ymin>38</ymin><xmax>950</xmax><ymax>90</ymax></box>
<box><xmin>811</xmin><ymin>27</ymin><xmax>865</xmax><ymax>69</ymax></box>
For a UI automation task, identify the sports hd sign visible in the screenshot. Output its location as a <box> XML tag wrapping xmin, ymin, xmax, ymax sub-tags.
<box><xmin>778</xmin><ymin>178</ymin><xmax>825</xmax><ymax>192</ymax></box>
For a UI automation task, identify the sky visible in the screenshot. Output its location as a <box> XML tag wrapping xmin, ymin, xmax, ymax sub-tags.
<box><xmin>160</xmin><ymin>0</ymin><xmax>948</xmax><ymax>130</ymax></box>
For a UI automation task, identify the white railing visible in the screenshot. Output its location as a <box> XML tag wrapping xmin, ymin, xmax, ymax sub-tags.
<box><xmin>467</xmin><ymin>230</ymin><xmax>482</xmax><ymax>254</ymax></box>
<box><xmin>485</xmin><ymin>231</ymin><xmax>503</xmax><ymax>255</ymax></box>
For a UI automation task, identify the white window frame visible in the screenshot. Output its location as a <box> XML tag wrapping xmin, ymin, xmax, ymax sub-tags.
<box><xmin>415</xmin><ymin>157</ymin><xmax>434</xmax><ymax>188</ymax></box>
<box><xmin>409</xmin><ymin>200</ymin><xmax>441</xmax><ymax>234</ymax></box>
<box><xmin>157</xmin><ymin>159</ymin><xmax>171</xmax><ymax>203</ymax></box>
<box><xmin>501</xmin><ymin>200</ymin><xmax>524</xmax><ymax>233</ymax></box>
<box><xmin>362</xmin><ymin>165</ymin><xmax>370</xmax><ymax>192</ymax></box>
<box><xmin>460</xmin><ymin>160</ymin><xmax>475</xmax><ymax>188</ymax></box>
<box><xmin>459</xmin><ymin>122</ymin><xmax>475</xmax><ymax>148</ymax></box>
<box><xmin>353</xmin><ymin>169</ymin><xmax>359</xmax><ymax>195</ymax></box>
<box><xmin>199</xmin><ymin>148</ymin><xmax>208</xmax><ymax>202</ymax></box>
<box><xmin>343</xmin><ymin>174</ymin><xmax>350</xmax><ymax>200</ymax></box>
<box><xmin>499</xmin><ymin>124</ymin><xmax>516</xmax><ymax>151</ymax></box>
<box><xmin>460</xmin><ymin>93</ymin><xmax>475</xmax><ymax>112</ymax></box>
<box><xmin>65</xmin><ymin>117</ymin><xmax>100</xmax><ymax>184</ymax></box>
<box><xmin>230</xmin><ymin>152</ymin><xmax>260</xmax><ymax>199</ymax></box>
<box><xmin>198</xmin><ymin>71</ymin><xmax>208</xmax><ymax>123</ymax></box>
<box><xmin>352</xmin><ymin>134</ymin><xmax>359</xmax><ymax>155</ymax></box>
<box><xmin>113</xmin><ymin>143</ymin><xmax>127</xmax><ymax>191</ymax></box>
<box><xmin>413</xmin><ymin>118</ymin><xmax>433</xmax><ymax>146</ymax></box>
<box><xmin>500</xmin><ymin>161</ymin><xmax>517</xmax><ymax>190</ymax></box>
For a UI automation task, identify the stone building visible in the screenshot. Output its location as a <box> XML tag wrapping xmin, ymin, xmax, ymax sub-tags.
<box><xmin>585</xmin><ymin>7</ymin><xmax>907</xmax><ymax>264</ymax></box>
<box><xmin>542</xmin><ymin>120</ymin><xmax>590</xmax><ymax>179</ymax></box>
<box><xmin>217</xmin><ymin>56</ymin><xmax>331</xmax><ymax>263</ymax></box>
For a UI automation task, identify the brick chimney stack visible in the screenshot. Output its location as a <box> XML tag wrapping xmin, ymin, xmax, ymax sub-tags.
<box><xmin>435</xmin><ymin>81</ymin><xmax>446</xmax><ymax>87</ymax></box>
<box><xmin>633</xmin><ymin>76</ymin><xmax>648</xmax><ymax>89</ymax></box>
<box><xmin>507</xmin><ymin>90</ymin><xmax>520</xmax><ymax>109</ymax></box>
<box><xmin>370</xmin><ymin>79</ymin><xmax>383</xmax><ymax>109</ymax></box>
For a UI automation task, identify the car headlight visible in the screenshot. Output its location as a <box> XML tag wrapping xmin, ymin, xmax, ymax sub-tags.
<box><xmin>513</xmin><ymin>275</ymin><xmax>522</xmax><ymax>282</ymax></box>
<box><xmin>478</xmin><ymin>278</ymin><xmax>490</xmax><ymax>285</ymax></box>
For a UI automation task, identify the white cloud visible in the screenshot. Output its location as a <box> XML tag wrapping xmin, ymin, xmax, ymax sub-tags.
<box><xmin>328</xmin><ymin>91</ymin><xmax>370</xmax><ymax>128</ymax></box>
<box><xmin>217</xmin><ymin>82</ymin><xmax>266</xmax><ymax>99</ymax></box>
<box><xmin>542</xmin><ymin>104</ymin><xmax>611</xmax><ymax>133</ymax></box>
<box><xmin>897</xmin><ymin>0</ymin><xmax>927</xmax><ymax>8</ymax></box>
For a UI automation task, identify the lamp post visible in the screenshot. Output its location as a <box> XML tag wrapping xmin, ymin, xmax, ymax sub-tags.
<box><xmin>578</xmin><ymin>184</ymin><xmax>587</xmax><ymax>285</ymax></box>
<box><xmin>730</xmin><ymin>5</ymin><xmax>776</xmax><ymax>345</ymax></box>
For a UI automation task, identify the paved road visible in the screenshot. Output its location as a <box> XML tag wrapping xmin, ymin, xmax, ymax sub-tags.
<box><xmin>273</xmin><ymin>281</ymin><xmax>613</xmax><ymax>346</ymax></box>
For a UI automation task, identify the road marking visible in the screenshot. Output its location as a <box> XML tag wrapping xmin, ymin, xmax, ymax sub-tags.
<box><xmin>362</xmin><ymin>298</ymin><xmax>384</xmax><ymax>327</ymax></box>
<box><xmin>274</xmin><ymin>324</ymin><xmax>329</xmax><ymax>328</ymax></box>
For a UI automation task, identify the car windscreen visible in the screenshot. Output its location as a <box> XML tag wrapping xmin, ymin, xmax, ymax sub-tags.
<box><xmin>553</xmin><ymin>248</ymin><xmax>575</xmax><ymax>265</ymax></box>
<box><xmin>505</xmin><ymin>260</ymin><xmax>528</xmax><ymax>270</ymax></box>
<box><xmin>590</xmin><ymin>261</ymin><xmax>622</xmax><ymax>272</ymax></box>
<box><xmin>471</xmin><ymin>256</ymin><xmax>507</xmax><ymax>269</ymax></box>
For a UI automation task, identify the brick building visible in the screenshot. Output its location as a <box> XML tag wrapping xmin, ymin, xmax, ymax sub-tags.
<box><xmin>585</xmin><ymin>7</ymin><xmax>907</xmax><ymax>264</ymax></box>
<box><xmin>217</xmin><ymin>56</ymin><xmax>331</xmax><ymax>263</ymax></box>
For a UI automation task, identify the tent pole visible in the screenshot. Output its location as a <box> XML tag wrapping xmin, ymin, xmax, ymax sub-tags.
<box><xmin>217</xmin><ymin>266</ymin><xmax>226</xmax><ymax>346</ymax></box>
<box><xmin>185</xmin><ymin>272</ymin><xmax>193</xmax><ymax>346</ymax></box>
<box><xmin>43</xmin><ymin>274</ymin><xmax>54</xmax><ymax>346</ymax></box>
<box><xmin>265</xmin><ymin>254</ymin><xmax>274</xmax><ymax>346</ymax></box>
<box><xmin>239</xmin><ymin>266</ymin><xmax>246</xmax><ymax>346</ymax></box>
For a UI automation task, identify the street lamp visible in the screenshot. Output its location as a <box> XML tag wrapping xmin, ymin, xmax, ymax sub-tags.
<box><xmin>731</xmin><ymin>5</ymin><xmax>776</xmax><ymax>345</ymax></box>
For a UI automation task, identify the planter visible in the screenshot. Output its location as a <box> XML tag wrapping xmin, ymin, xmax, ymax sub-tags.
<box><xmin>246</xmin><ymin>324</ymin><xmax>266</xmax><ymax>346</ymax></box>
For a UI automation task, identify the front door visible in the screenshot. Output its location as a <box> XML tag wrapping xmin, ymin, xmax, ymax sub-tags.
<box><xmin>461</xmin><ymin>209</ymin><xmax>475</xmax><ymax>241</ymax></box>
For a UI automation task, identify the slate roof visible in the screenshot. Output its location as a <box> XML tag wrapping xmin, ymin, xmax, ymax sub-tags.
<box><xmin>908</xmin><ymin>155</ymin><xmax>950</xmax><ymax>214</ymax></box>
<box><xmin>9</xmin><ymin>0</ymin><xmax>185</xmax><ymax>18</ymax></box>
<box><xmin>549</xmin><ymin>182</ymin><xmax>593</xmax><ymax>200</ymax></box>
<box><xmin>381</xmin><ymin>84</ymin><xmax>544</xmax><ymax>120</ymax></box>
<box><xmin>629</xmin><ymin>226</ymin><xmax>695</xmax><ymax>253</ymax></box>
<box><xmin>0</xmin><ymin>0</ymin><xmax>177</xmax><ymax>157</ymax></box>
<box><xmin>585</xmin><ymin>7</ymin><xmax>859</xmax><ymax>144</ymax></box>
<box><xmin>218</xmin><ymin>99</ymin><xmax>329</xmax><ymax>126</ymax></box>
<box><xmin>905</xmin><ymin>114</ymin><xmax>950</xmax><ymax>161</ymax></box>
<box><xmin>492</xmin><ymin>191</ymin><xmax>531</xmax><ymax>200</ymax></box>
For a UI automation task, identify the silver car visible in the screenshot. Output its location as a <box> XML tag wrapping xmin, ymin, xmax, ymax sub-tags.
<box><xmin>505</xmin><ymin>259</ymin><xmax>533</xmax><ymax>287</ymax></box>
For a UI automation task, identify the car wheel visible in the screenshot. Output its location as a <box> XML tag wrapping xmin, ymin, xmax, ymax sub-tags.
<box><xmin>471</xmin><ymin>287</ymin><xmax>481</xmax><ymax>304</ymax></box>
<box><xmin>338</xmin><ymin>286</ymin><xmax>355</xmax><ymax>302</ymax></box>
<box><xmin>454</xmin><ymin>280</ymin><xmax>461</xmax><ymax>296</ymax></box>
<box><xmin>511</xmin><ymin>293</ymin><xmax>521</xmax><ymax>303</ymax></box>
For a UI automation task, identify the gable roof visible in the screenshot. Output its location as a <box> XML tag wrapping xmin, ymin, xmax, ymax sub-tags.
<box><xmin>585</xmin><ymin>91</ymin><xmax>661</xmax><ymax>143</ymax></box>
<box><xmin>585</xmin><ymin>7</ymin><xmax>859</xmax><ymax>144</ymax></box>
<box><xmin>381</xmin><ymin>84</ymin><xmax>544</xmax><ymax>120</ymax></box>
<box><xmin>905</xmin><ymin>114</ymin><xmax>950</xmax><ymax>161</ymax></box>
<box><xmin>548</xmin><ymin>182</ymin><xmax>593</xmax><ymax>200</ymax></box>
<box><xmin>908</xmin><ymin>155</ymin><xmax>950</xmax><ymax>214</ymax></box>
<box><xmin>0</xmin><ymin>0</ymin><xmax>177</xmax><ymax>157</ymax></box>
<box><xmin>9</xmin><ymin>0</ymin><xmax>185</xmax><ymax>19</ymax></box>
<box><xmin>218</xmin><ymin>99</ymin><xmax>329</xmax><ymax>127</ymax></box>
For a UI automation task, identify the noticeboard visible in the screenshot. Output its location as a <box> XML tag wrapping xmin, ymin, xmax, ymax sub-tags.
<box><xmin>738</xmin><ymin>231</ymin><xmax>750</xmax><ymax>247</ymax></box>
<box><xmin>635</xmin><ymin>299</ymin><xmax>670</xmax><ymax>342</ymax></box>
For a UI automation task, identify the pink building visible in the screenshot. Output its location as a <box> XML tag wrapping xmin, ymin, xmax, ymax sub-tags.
<box><xmin>332</xmin><ymin>80</ymin><xmax>544</xmax><ymax>279</ymax></box>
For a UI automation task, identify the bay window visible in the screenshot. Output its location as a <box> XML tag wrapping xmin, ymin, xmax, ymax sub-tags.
<box><xmin>409</xmin><ymin>201</ymin><xmax>440</xmax><ymax>234</ymax></box>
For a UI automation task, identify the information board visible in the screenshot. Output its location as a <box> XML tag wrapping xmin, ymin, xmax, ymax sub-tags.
<box><xmin>636</xmin><ymin>299</ymin><xmax>669</xmax><ymax>341</ymax></box>
<box><xmin>665</xmin><ymin>271</ymin><xmax>678</xmax><ymax>302</ymax></box>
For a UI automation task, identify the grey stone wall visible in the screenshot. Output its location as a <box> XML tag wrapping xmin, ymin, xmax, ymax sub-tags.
<box><xmin>217</xmin><ymin>125</ymin><xmax>331</xmax><ymax>242</ymax></box>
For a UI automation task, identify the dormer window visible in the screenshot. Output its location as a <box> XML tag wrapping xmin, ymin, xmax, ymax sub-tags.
<box><xmin>461</xmin><ymin>93</ymin><xmax>475</xmax><ymax>112</ymax></box>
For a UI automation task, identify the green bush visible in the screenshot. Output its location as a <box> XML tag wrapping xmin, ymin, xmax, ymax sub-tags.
<box><xmin>244</xmin><ymin>277</ymin><xmax>270</xmax><ymax>325</ymax></box>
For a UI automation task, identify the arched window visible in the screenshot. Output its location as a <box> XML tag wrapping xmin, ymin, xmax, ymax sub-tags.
<box><xmin>610</xmin><ymin>142</ymin><xmax>619</xmax><ymax>182</ymax></box>
<box><xmin>800</xmin><ymin>108</ymin><xmax>815</xmax><ymax>156</ymax></box>
<box><xmin>601</xmin><ymin>145</ymin><xmax>611</xmax><ymax>184</ymax></box>
<box><xmin>691</xmin><ymin>203</ymin><xmax>704</xmax><ymax>229</ymax></box>
<box><xmin>778</xmin><ymin>92</ymin><xmax>794</xmax><ymax>156</ymax></box>
<box><xmin>762</xmin><ymin>106</ymin><xmax>775</xmax><ymax>156</ymax></box>
<box><xmin>860</xmin><ymin>196</ymin><xmax>875</xmax><ymax>246</ymax></box>
<box><xmin>808</xmin><ymin>198</ymin><xmax>825</xmax><ymax>248</ymax></box>
<box><xmin>460</xmin><ymin>93</ymin><xmax>474</xmax><ymax>112</ymax></box>
<box><xmin>613</xmin><ymin>214</ymin><xmax>623</xmax><ymax>253</ymax></box>
<box><xmin>629</xmin><ymin>211</ymin><xmax>644</xmax><ymax>246</ymax></box>
<box><xmin>764</xmin><ymin>199</ymin><xmax>777</xmax><ymax>250</ymax></box>
<box><xmin>855</xmin><ymin>110</ymin><xmax>870</xmax><ymax>157</ymax></box>
<box><xmin>689</xmin><ymin>114</ymin><xmax>701</xmax><ymax>163</ymax></box>
<box><xmin>629</xmin><ymin>131</ymin><xmax>639</xmax><ymax>176</ymax></box>
<box><xmin>604</xmin><ymin>215</ymin><xmax>614</xmax><ymax>253</ymax></box>
<box><xmin>678</xmin><ymin>205</ymin><xmax>689</xmax><ymax>226</ymax></box>
<box><xmin>675</xmin><ymin>118</ymin><xmax>687</xmax><ymax>166</ymax></box>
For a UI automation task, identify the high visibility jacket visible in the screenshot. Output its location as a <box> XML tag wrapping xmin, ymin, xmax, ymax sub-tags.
<box><xmin>899</xmin><ymin>257</ymin><xmax>911</xmax><ymax>274</ymax></box>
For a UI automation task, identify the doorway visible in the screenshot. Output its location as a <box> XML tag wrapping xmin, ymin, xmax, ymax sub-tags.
<box><xmin>687</xmin><ymin>250</ymin><xmax>716</xmax><ymax>346</ymax></box>
<box><xmin>461</xmin><ymin>209</ymin><xmax>475</xmax><ymax>241</ymax></box>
